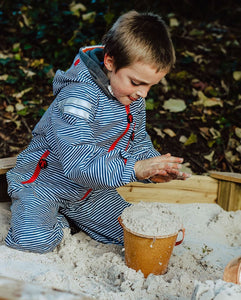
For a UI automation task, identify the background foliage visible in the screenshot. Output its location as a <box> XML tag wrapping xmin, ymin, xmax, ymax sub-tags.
<box><xmin>0</xmin><ymin>0</ymin><xmax>241</xmax><ymax>174</ymax></box>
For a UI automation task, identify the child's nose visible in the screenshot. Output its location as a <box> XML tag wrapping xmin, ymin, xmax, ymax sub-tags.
<box><xmin>136</xmin><ymin>87</ymin><xmax>150</xmax><ymax>98</ymax></box>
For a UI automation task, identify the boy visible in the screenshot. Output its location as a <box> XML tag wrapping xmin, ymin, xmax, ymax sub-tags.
<box><xmin>5</xmin><ymin>10</ymin><xmax>191</xmax><ymax>253</ymax></box>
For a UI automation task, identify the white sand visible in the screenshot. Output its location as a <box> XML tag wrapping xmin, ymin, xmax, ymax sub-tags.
<box><xmin>0</xmin><ymin>201</ymin><xmax>241</xmax><ymax>299</ymax></box>
<box><xmin>121</xmin><ymin>202</ymin><xmax>182</xmax><ymax>236</ymax></box>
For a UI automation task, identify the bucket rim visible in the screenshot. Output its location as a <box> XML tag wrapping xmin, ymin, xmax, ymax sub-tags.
<box><xmin>118</xmin><ymin>216</ymin><xmax>183</xmax><ymax>239</ymax></box>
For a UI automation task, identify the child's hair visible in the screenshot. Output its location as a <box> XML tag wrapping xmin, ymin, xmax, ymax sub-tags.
<box><xmin>102</xmin><ymin>10</ymin><xmax>175</xmax><ymax>72</ymax></box>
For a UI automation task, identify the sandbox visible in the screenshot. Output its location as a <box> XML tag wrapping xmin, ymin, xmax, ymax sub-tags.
<box><xmin>1</xmin><ymin>157</ymin><xmax>241</xmax><ymax>299</ymax></box>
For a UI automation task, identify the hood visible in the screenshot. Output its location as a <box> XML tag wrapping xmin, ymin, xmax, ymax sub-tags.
<box><xmin>53</xmin><ymin>46</ymin><xmax>113</xmax><ymax>99</ymax></box>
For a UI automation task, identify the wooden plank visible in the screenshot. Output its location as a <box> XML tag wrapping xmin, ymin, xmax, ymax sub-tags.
<box><xmin>217</xmin><ymin>181</ymin><xmax>230</xmax><ymax>211</ymax></box>
<box><xmin>0</xmin><ymin>157</ymin><xmax>17</xmax><ymax>175</ymax></box>
<box><xmin>211</xmin><ymin>171</ymin><xmax>241</xmax><ymax>211</ymax></box>
<box><xmin>0</xmin><ymin>275</ymin><xmax>93</xmax><ymax>300</ymax></box>
<box><xmin>2</xmin><ymin>155</ymin><xmax>241</xmax><ymax>211</ymax></box>
<box><xmin>217</xmin><ymin>181</ymin><xmax>241</xmax><ymax>211</ymax></box>
<box><xmin>117</xmin><ymin>175</ymin><xmax>218</xmax><ymax>204</ymax></box>
<box><xmin>210</xmin><ymin>171</ymin><xmax>241</xmax><ymax>184</ymax></box>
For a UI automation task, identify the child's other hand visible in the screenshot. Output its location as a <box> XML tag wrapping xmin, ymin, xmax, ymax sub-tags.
<box><xmin>134</xmin><ymin>153</ymin><xmax>192</xmax><ymax>183</ymax></box>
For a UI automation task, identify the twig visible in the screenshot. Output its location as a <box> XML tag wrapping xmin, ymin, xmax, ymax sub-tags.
<box><xmin>21</xmin><ymin>117</ymin><xmax>32</xmax><ymax>134</ymax></box>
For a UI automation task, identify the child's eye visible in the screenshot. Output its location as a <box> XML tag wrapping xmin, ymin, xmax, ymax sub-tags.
<box><xmin>131</xmin><ymin>80</ymin><xmax>139</xmax><ymax>86</ymax></box>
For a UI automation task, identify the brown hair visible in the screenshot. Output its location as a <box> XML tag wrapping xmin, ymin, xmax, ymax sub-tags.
<box><xmin>102</xmin><ymin>10</ymin><xmax>175</xmax><ymax>72</ymax></box>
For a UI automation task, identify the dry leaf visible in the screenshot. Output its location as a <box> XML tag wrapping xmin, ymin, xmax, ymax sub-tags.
<box><xmin>163</xmin><ymin>128</ymin><xmax>176</xmax><ymax>137</ymax></box>
<box><xmin>179</xmin><ymin>135</ymin><xmax>187</xmax><ymax>143</ymax></box>
<box><xmin>163</xmin><ymin>99</ymin><xmax>186</xmax><ymax>112</ymax></box>
<box><xmin>235</xmin><ymin>127</ymin><xmax>241</xmax><ymax>139</ymax></box>
<box><xmin>69</xmin><ymin>2</ymin><xmax>86</xmax><ymax>17</ymax></box>
<box><xmin>5</xmin><ymin>105</ymin><xmax>14</xmax><ymax>113</ymax></box>
<box><xmin>169</xmin><ymin>17</ymin><xmax>179</xmax><ymax>27</ymax></box>
<box><xmin>19</xmin><ymin>66</ymin><xmax>36</xmax><ymax>77</ymax></box>
<box><xmin>204</xmin><ymin>151</ymin><xmax>215</xmax><ymax>162</ymax></box>
<box><xmin>15</xmin><ymin>103</ymin><xmax>25</xmax><ymax>111</ymax></box>
<box><xmin>233</xmin><ymin>71</ymin><xmax>241</xmax><ymax>81</ymax></box>
<box><xmin>193</xmin><ymin>91</ymin><xmax>223</xmax><ymax>107</ymax></box>
<box><xmin>12</xmin><ymin>87</ymin><xmax>32</xmax><ymax>99</ymax></box>
<box><xmin>154</xmin><ymin>127</ymin><xmax>165</xmax><ymax>138</ymax></box>
<box><xmin>0</xmin><ymin>74</ymin><xmax>9</xmax><ymax>81</ymax></box>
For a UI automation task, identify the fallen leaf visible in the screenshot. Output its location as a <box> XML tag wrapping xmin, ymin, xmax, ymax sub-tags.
<box><xmin>12</xmin><ymin>87</ymin><xmax>32</xmax><ymax>99</ymax></box>
<box><xmin>233</xmin><ymin>71</ymin><xmax>241</xmax><ymax>81</ymax></box>
<box><xmin>145</xmin><ymin>98</ymin><xmax>154</xmax><ymax>110</ymax></box>
<box><xmin>163</xmin><ymin>99</ymin><xmax>186</xmax><ymax>112</ymax></box>
<box><xmin>225</xmin><ymin>150</ymin><xmax>239</xmax><ymax>163</ymax></box>
<box><xmin>0</xmin><ymin>74</ymin><xmax>8</xmax><ymax>81</ymax></box>
<box><xmin>209</xmin><ymin>128</ymin><xmax>221</xmax><ymax>139</ymax></box>
<box><xmin>204</xmin><ymin>151</ymin><xmax>215</xmax><ymax>162</ymax></box>
<box><xmin>19</xmin><ymin>66</ymin><xmax>36</xmax><ymax>77</ymax></box>
<box><xmin>15</xmin><ymin>103</ymin><xmax>25</xmax><ymax>111</ymax></box>
<box><xmin>163</xmin><ymin>128</ymin><xmax>176</xmax><ymax>137</ymax></box>
<box><xmin>189</xmin><ymin>29</ymin><xmax>205</xmax><ymax>36</ymax></box>
<box><xmin>169</xmin><ymin>17</ymin><xmax>179</xmax><ymax>27</ymax></box>
<box><xmin>235</xmin><ymin>127</ymin><xmax>241</xmax><ymax>139</ymax></box>
<box><xmin>193</xmin><ymin>91</ymin><xmax>223</xmax><ymax>107</ymax></box>
<box><xmin>184</xmin><ymin>133</ymin><xmax>197</xmax><ymax>146</ymax></box>
<box><xmin>30</xmin><ymin>58</ymin><xmax>44</xmax><ymax>68</ymax></box>
<box><xmin>0</xmin><ymin>52</ymin><xmax>14</xmax><ymax>59</ymax></box>
<box><xmin>82</xmin><ymin>12</ymin><xmax>96</xmax><ymax>22</ymax></box>
<box><xmin>69</xmin><ymin>2</ymin><xmax>86</xmax><ymax>17</ymax></box>
<box><xmin>179</xmin><ymin>135</ymin><xmax>187</xmax><ymax>143</ymax></box>
<box><xmin>154</xmin><ymin>127</ymin><xmax>165</xmax><ymax>138</ymax></box>
<box><xmin>236</xmin><ymin>145</ymin><xmax>241</xmax><ymax>154</ymax></box>
<box><xmin>191</xmin><ymin>79</ymin><xmax>208</xmax><ymax>91</ymax></box>
<box><xmin>199</xmin><ymin>127</ymin><xmax>210</xmax><ymax>139</ymax></box>
<box><xmin>5</xmin><ymin>105</ymin><xmax>14</xmax><ymax>113</ymax></box>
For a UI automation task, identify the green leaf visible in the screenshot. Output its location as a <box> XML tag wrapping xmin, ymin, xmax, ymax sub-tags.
<box><xmin>145</xmin><ymin>98</ymin><xmax>154</xmax><ymax>110</ymax></box>
<box><xmin>104</xmin><ymin>12</ymin><xmax>115</xmax><ymax>25</ymax></box>
<box><xmin>6</xmin><ymin>76</ymin><xmax>18</xmax><ymax>84</ymax></box>
<box><xmin>184</xmin><ymin>133</ymin><xmax>197</xmax><ymax>146</ymax></box>
<box><xmin>189</xmin><ymin>29</ymin><xmax>205</xmax><ymax>36</ymax></box>
<box><xmin>0</xmin><ymin>58</ymin><xmax>11</xmax><ymax>65</ymax></box>
<box><xmin>17</xmin><ymin>107</ymin><xmax>29</xmax><ymax>116</ymax></box>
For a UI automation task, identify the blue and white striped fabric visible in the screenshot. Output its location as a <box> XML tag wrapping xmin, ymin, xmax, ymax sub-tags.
<box><xmin>5</xmin><ymin>46</ymin><xmax>160</xmax><ymax>253</ymax></box>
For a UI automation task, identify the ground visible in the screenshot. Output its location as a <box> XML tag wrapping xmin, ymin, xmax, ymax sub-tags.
<box><xmin>0</xmin><ymin>3</ymin><xmax>241</xmax><ymax>175</ymax></box>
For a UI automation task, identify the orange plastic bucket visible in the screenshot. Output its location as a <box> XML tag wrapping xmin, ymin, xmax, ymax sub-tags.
<box><xmin>118</xmin><ymin>217</ymin><xmax>185</xmax><ymax>278</ymax></box>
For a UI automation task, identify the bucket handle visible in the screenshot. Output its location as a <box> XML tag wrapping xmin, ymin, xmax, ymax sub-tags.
<box><xmin>118</xmin><ymin>216</ymin><xmax>123</xmax><ymax>227</ymax></box>
<box><xmin>175</xmin><ymin>228</ymin><xmax>185</xmax><ymax>246</ymax></box>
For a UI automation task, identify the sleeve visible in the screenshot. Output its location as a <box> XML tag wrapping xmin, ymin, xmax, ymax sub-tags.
<box><xmin>129</xmin><ymin>100</ymin><xmax>160</xmax><ymax>161</ymax></box>
<box><xmin>52</xmin><ymin>86</ymin><xmax>137</xmax><ymax>189</ymax></box>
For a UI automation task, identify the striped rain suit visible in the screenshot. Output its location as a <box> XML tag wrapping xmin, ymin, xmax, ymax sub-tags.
<box><xmin>5</xmin><ymin>46</ymin><xmax>160</xmax><ymax>253</ymax></box>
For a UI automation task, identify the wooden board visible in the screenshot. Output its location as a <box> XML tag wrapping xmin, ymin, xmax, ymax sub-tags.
<box><xmin>0</xmin><ymin>275</ymin><xmax>93</xmax><ymax>300</ymax></box>
<box><xmin>1</xmin><ymin>156</ymin><xmax>241</xmax><ymax>211</ymax></box>
<box><xmin>117</xmin><ymin>175</ymin><xmax>218</xmax><ymax>204</ymax></box>
<box><xmin>0</xmin><ymin>157</ymin><xmax>17</xmax><ymax>175</ymax></box>
<box><xmin>210</xmin><ymin>171</ymin><xmax>241</xmax><ymax>184</ymax></box>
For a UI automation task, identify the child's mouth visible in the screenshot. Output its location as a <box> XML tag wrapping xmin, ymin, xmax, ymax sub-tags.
<box><xmin>128</xmin><ymin>96</ymin><xmax>137</xmax><ymax>102</ymax></box>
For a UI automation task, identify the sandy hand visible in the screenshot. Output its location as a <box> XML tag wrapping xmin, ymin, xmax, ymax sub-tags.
<box><xmin>134</xmin><ymin>153</ymin><xmax>191</xmax><ymax>183</ymax></box>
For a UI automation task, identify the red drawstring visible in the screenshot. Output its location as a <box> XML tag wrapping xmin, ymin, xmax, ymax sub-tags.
<box><xmin>80</xmin><ymin>105</ymin><xmax>133</xmax><ymax>200</ymax></box>
<box><xmin>21</xmin><ymin>150</ymin><xmax>50</xmax><ymax>184</ymax></box>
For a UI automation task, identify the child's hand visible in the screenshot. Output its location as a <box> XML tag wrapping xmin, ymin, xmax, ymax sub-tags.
<box><xmin>134</xmin><ymin>153</ymin><xmax>191</xmax><ymax>183</ymax></box>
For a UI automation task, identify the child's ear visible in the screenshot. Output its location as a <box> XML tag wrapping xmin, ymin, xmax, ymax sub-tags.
<box><xmin>104</xmin><ymin>54</ymin><xmax>114</xmax><ymax>72</ymax></box>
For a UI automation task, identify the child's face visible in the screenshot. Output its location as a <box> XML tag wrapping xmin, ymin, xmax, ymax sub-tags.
<box><xmin>104</xmin><ymin>54</ymin><xmax>168</xmax><ymax>106</ymax></box>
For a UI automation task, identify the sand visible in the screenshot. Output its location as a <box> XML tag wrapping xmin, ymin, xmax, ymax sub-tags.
<box><xmin>121</xmin><ymin>202</ymin><xmax>182</xmax><ymax>236</ymax></box>
<box><xmin>0</xmin><ymin>201</ymin><xmax>241</xmax><ymax>299</ymax></box>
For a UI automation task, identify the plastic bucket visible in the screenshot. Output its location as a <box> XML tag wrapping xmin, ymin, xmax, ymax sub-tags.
<box><xmin>118</xmin><ymin>217</ymin><xmax>185</xmax><ymax>278</ymax></box>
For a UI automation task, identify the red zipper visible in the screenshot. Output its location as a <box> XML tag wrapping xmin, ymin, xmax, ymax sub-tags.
<box><xmin>21</xmin><ymin>150</ymin><xmax>50</xmax><ymax>184</ymax></box>
<box><xmin>80</xmin><ymin>105</ymin><xmax>133</xmax><ymax>200</ymax></box>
